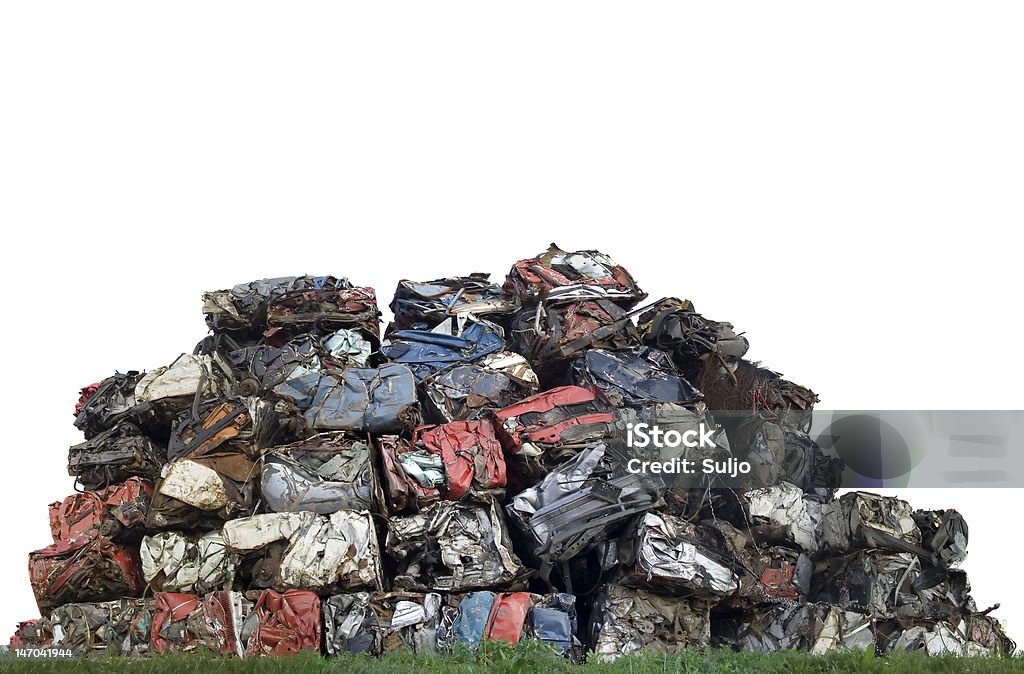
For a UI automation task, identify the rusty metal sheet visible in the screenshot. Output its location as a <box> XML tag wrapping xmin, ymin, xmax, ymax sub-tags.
<box><xmin>49</xmin><ymin>477</ymin><xmax>152</xmax><ymax>544</ymax></box>
<box><xmin>29</xmin><ymin>536</ymin><xmax>144</xmax><ymax>613</ymax></box>
<box><xmin>413</xmin><ymin>421</ymin><xmax>506</xmax><ymax>501</ymax></box>
<box><xmin>245</xmin><ymin>589</ymin><xmax>321</xmax><ymax>656</ymax></box>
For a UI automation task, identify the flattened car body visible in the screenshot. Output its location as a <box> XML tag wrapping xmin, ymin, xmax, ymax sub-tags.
<box><xmin>506</xmin><ymin>443</ymin><xmax>664</xmax><ymax>567</ymax></box>
<box><xmin>413</xmin><ymin>421</ymin><xmax>506</xmax><ymax>500</ymax></box>
<box><xmin>202</xmin><ymin>275</ymin><xmax>354</xmax><ymax>335</ymax></box>
<box><xmin>638</xmin><ymin>298</ymin><xmax>749</xmax><ymax>379</ymax></box>
<box><xmin>150</xmin><ymin>590</ymin><xmax>252</xmax><ymax>656</ymax></box>
<box><xmin>323</xmin><ymin>592</ymin><xmax>442</xmax><ymax>656</ymax></box>
<box><xmin>387</xmin><ymin>499</ymin><xmax>526</xmax><ymax>592</ymax></box>
<box><xmin>570</xmin><ymin>346</ymin><xmax>700</xmax><ymax>407</ymax></box>
<box><xmin>588</xmin><ymin>585</ymin><xmax>710</xmax><ymax>662</ymax></box>
<box><xmin>261</xmin><ymin>433</ymin><xmax>381</xmax><ymax>514</ymax></box>
<box><xmin>390</xmin><ymin>274</ymin><xmax>520</xmax><ymax>331</ymax></box>
<box><xmin>245</xmin><ymin>589</ymin><xmax>321</xmax><ymax>656</ymax></box>
<box><xmin>29</xmin><ymin>536</ymin><xmax>144</xmax><ymax>613</ymax></box>
<box><xmin>141</xmin><ymin>531</ymin><xmax>237</xmax><ymax>593</ymax></box>
<box><xmin>223</xmin><ymin>510</ymin><xmax>384</xmax><ymax>593</ymax></box>
<box><xmin>728</xmin><ymin>603</ymin><xmax>875</xmax><ymax>654</ymax></box>
<box><xmin>67</xmin><ymin>421</ymin><xmax>164</xmax><ymax>489</ymax></box>
<box><xmin>301</xmin><ymin>364</ymin><xmax>420</xmax><ymax>434</ymax></box>
<box><xmin>494</xmin><ymin>385</ymin><xmax>615</xmax><ymax>473</ymax></box>
<box><xmin>820</xmin><ymin>491</ymin><xmax>921</xmax><ymax>554</ymax></box>
<box><xmin>73</xmin><ymin>372</ymin><xmax>145</xmax><ymax>438</ymax></box>
<box><xmin>49</xmin><ymin>477</ymin><xmax>152</xmax><ymax>544</ymax></box>
<box><xmin>265</xmin><ymin>285</ymin><xmax>380</xmax><ymax>337</ymax></box>
<box><xmin>420</xmin><ymin>351</ymin><xmax>538</xmax><ymax>424</ymax></box>
<box><xmin>509</xmin><ymin>300</ymin><xmax>640</xmax><ymax>381</ymax></box>
<box><xmin>617</xmin><ymin>511</ymin><xmax>738</xmax><ymax>597</ymax></box>
<box><xmin>380</xmin><ymin>321</ymin><xmax>506</xmax><ymax>381</ymax></box>
<box><xmin>504</xmin><ymin>244</ymin><xmax>646</xmax><ymax>306</ymax></box>
<box><xmin>49</xmin><ymin>598</ymin><xmax>154</xmax><ymax>656</ymax></box>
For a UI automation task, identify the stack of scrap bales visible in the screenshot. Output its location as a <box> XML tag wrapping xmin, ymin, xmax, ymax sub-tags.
<box><xmin>11</xmin><ymin>245</ymin><xmax>1012</xmax><ymax>660</ymax></box>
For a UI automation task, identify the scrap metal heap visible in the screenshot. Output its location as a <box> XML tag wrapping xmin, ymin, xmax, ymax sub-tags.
<box><xmin>12</xmin><ymin>245</ymin><xmax>1013</xmax><ymax>660</ymax></box>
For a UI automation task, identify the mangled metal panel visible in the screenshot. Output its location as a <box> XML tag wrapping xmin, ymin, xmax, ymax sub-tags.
<box><xmin>150</xmin><ymin>592</ymin><xmax>204</xmax><ymax>653</ymax></box>
<box><xmin>506</xmin><ymin>443</ymin><xmax>664</xmax><ymax>569</ymax></box>
<box><xmin>262</xmin><ymin>432</ymin><xmax>381</xmax><ymax>514</ymax></box>
<box><xmin>380</xmin><ymin>320</ymin><xmax>506</xmax><ymax>381</ymax></box>
<box><xmin>617</xmin><ymin>511</ymin><xmax>739</xmax><ymax>597</ymax></box>
<box><xmin>964</xmin><ymin>612</ymin><xmax>1016</xmax><ymax>655</ymax></box>
<box><xmin>301</xmin><ymin>364</ymin><xmax>420</xmax><ymax>434</ymax></box>
<box><xmin>884</xmin><ymin>617</ymin><xmax>1011</xmax><ymax>657</ymax></box>
<box><xmin>202</xmin><ymin>590</ymin><xmax>253</xmax><ymax>658</ymax></box>
<box><xmin>893</xmin><ymin>567</ymin><xmax>975</xmax><ymax>623</ymax></box>
<box><xmin>147</xmin><ymin>397</ymin><xmax>281</xmax><ymax>529</ymax></box>
<box><xmin>141</xmin><ymin>531</ymin><xmax>237</xmax><ymax>594</ymax></box>
<box><xmin>223</xmin><ymin>511</ymin><xmax>383</xmax><ymax>593</ymax></box>
<box><xmin>389</xmin><ymin>274</ymin><xmax>521</xmax><ymax>331</ymax></box>
<box><xmin>697</xmin><ymin>359</ymin><xmax>818</xmax><ymax>435</ymax></box>
<box><xmin>265</xmin><ymin>285</ymin><xmax>381</xmax><ymax>343</ymax></box>
<box><xmin>812</xmin><ymin>550</ymin><xmax>921</xmax><ymax>619</ymax></box>
<box><xmin>9</xmin><ymin>619</ymin><xmax>52</xmax><ymax>648</ymax></box>
<box><xmin>820</xmin><ymin>491</ymin><xmax>921</xmax><ymax>554</ymax></box>
<box><xmin>509</xmin><ymin>300</ymin><xmax>640</xmax><ymax>382</ymax></box>
<box><xmin>147</xmin><ymin>458</ymin><xmax>254</xmax><ymax>531</ymax></box>
<box><xmin>67</xmin><ymin>421</ymin><xmax>164</xmax><ymax>490</ymax></box>
<box><xmin>740</xmin><ymin>482</ymin><xmax>825</xmax><ymax>553</ymax></box>
<box><xmin>448</xmin><ymin>591</ymin><xmax>493</xmax><ymax>650</ymax></box>
<box><xmin>168</xmin><ymin>396</ymin><xmax>280</xmax><ymax>462</ymax></box>
<box><xmin>202</xmin><ymin>275</ymin><xmax>354</xmax><ymax>335</ymax></box>
<box><xmin>134</xmin><ymin>354</ymin><xmax>236</xmax><ymax>428</ymax></box>
<box><xmin>149</xmin><ymin>590</ymin><xmax>201</xmax><ymax>647</ymax></box>
<box><xmin>73</xmin><ymin>371</ymin><xmax>146</xmax><ymax>438</ymax></box>
<box><xmin>745</xmin><ymin>422</ymin><xmax>844</xmax><ymax>496</ymax></box>
<box><xmin>914</xmin><ymin>509</ymin><xmax>968</xmax><ymax>567</ymax></box>
<box><xmin>245</xmin><ymin>589</ymin><xmax>321</xmax><ymax>656</ymax></box>
<box><xmin>504</xmin><ymin>243</ymin><xmax>646</xmax><ymax>307</ymax></box>
<box><xmin>150</xmin><ymin>591</ymin><xmax>253</xmax><ymax>656</ymax></box>
<box><xmin>49</xmin><ymin>477</ymin><xmax>152</xmax><ymax>544</ymax></box>
<box><xmin>323</xmin><ymin>592</ymin><xmax>442</xmax><ymax>656</ymax></box>
<box><xmin>494</xmin><ymin>385</ymin><xmax>615</xmax><ymax>478</ymax></box>
<box><xmin>226</xmin><ymin>333</ymin><xmax>322</xmax><ymax>391</ymax></box>
<box><xmin>731</xmin><ymin>603</ymin><xmax>875</xmax><ymax>654</ymax></box>
<box><xmin>48</xmin><ymin>598</ymin><xmax>154</xmax><ymax>656</ymax></box>
<box><xmin>637</xmin><ymin>298</ymin><xmax>749</xmax><ymax>381</ymax></box>
<box><xmin>29</xmin><ymin>536</ymin><xmax>144</xmax><ymax>613</ymax></box>
<box><xmin>589</xmin><ymin>584</ymin><xmax>710</xmax><ymax>662</ymax></box>
<box><xmin>420</xmin><ymin>351</ymin><xmax>539</xmax><ymax>424</ymax></box>
<box><xmin>530</xmin><ymin>593</ymin><xmax>579</xmax><ymax>659</ymax></box>
<box><xmin>387</xmin><ymin>498</ymin><xmax>526</xmax><ymax>592</ymax></box>
<box><xmin>378</xmin><ymin>435</ymin><xmax>442</xmax><ymax>514</ymax></box>
<box><xmin>434</xmin><ymin>591</ymin><xmax>579</xmax><ymax>658</ymax></box>
<box><xmin>413</xmin><ymin>421</ymin><xmax>507</xmax><ymax>500</ymax></box>
<box><xmin>570</xmin><ymin>346</ymin><xmax>701</xmax><ymax>407</ymax></box>
<box><xmin>701</xmin><ymin>517</ymin><xmax>812</xmax><ymax>604</ymax></box>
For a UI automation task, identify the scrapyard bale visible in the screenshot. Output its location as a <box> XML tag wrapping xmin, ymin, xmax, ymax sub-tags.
<box><xmin>10</xmin><ymin>250</ymin><xmax>1013</xmax><ymax>661</ymax></box>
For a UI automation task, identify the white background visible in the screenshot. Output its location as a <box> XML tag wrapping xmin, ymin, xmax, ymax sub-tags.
<box><xmin>1</xmin><ymin>2</ymin><xmax>1022</xmax><ymax>647</ymax></box>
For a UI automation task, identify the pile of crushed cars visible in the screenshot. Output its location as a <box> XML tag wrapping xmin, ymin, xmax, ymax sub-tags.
<box><xmin>10</xmin><ymin>245</ymin><xmax>1014</xmax><ymax>660</ymax></box>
